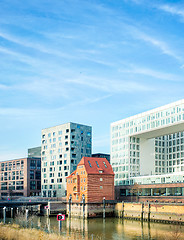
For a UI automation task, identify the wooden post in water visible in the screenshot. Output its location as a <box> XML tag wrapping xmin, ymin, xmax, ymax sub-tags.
<box><xmin>11</xmin><ymin>208</ymin><xmax>13</xmax><ymax>218</ymax></box>
<box><xmin>16</xmin><ymin>207</ymin><xmax>19</xmax><ymax>216</ymax></box>
<box><xmin>3</xmin><ymin>207</ymin><xmax>6</xmax><ymax>224</ymax></box>
<box><xmin>82</xmin><ymin>195</ymin><xmax>85</xmax><ymax>219</ymax></box>
<box><xmin>103</xmin><ymin>197</ymin><xmax>105</xmax><ymax>219</ymax></box>
<box><xmin>69</xmin><ymin>196</ymin><xmax>72</xmax><ymax>218</ymax></box>
<box><xmin>122</xmin><ymin>201</ymin><xmax>124</xmax><ymax>218</ymax></box>
<box><xmin>148</xmin><ymin>202</ymin><xmax>150</xmax><ymax>222</ymax></box>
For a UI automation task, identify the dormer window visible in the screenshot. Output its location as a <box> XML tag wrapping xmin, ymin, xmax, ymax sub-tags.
<box><xmin>103</xmin><ymin>161</ymin><xmax>107</xmax><ymax>168</ymax></box>
<box><xmin>88</xmin><ymin>161</ymin><xmax>92</xmax><ymax>167</ymax></box>
<box><xmin>99</xmin><ymin>170</ymin><xmax>103</xmax><ymax>173</ymax></box>
<box><xmin>96</xmin><ymin>161</ymin><xmax>100</xmax><ymax>168</ymax></box>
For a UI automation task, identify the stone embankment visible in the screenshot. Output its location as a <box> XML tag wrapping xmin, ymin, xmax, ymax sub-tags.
<box><xmin>46</xmin><ymin>201</ymin><xmax>184</xmax><ymax>224</ymax></box>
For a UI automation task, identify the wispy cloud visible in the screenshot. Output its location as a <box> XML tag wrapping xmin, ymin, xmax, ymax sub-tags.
<box><xmin>119</xmin><ymin>65</ymin><xmax>182</xmax><ymax>82</ymax></box>
<box><xmin>0</xmin><ymin>31</ymin><xmax>76</xmax><ymax>59</ymax></box>
<box><xmin>67</xmin><ymin>75</ymin><xmax>152</xmax><ymax>93</ymax></box>
<box><xmin>129</xmin><ymin>26</ymin><xmax>182</xmax><ymax>61</ymax></box>
<box><xmin>158</xmin><ymin>4</ymin><xmax>184</xmax><ymax>19</ymax></box>
<box><xmin>134</xmin><ymin>31</ymin><xmax>181</xmax><ymax>61</ymax></box>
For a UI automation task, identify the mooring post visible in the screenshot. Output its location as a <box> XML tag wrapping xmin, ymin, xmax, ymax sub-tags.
<box><xmin>122</xmin><ymin>201</ymin><xmax>124</xmax><ymax>218</ymax></box>
<box><xmin>11</xmin><ymin>208</ymin><xmax>13</xmax><ymax>218</ymax></box>
<box><xmin>3</xmin><ymin>207</ymin><xmax>6</xmax><ymax>224</ymax></box>
<box><xmin>26</xmin><ymin>209</ymin><xmax>29</xmax><ymax>220</ymax></box>
<box><xmin>148</xmin><ymin>202</ymin><xmax>150</xmax><ymax>222</ymax></box>
<box><xmin>69</xmin><ymin>196</ymin><xmax>72</xmax><ymax>218</ymax></box>
<box><xmin>103</xmin><ymin>197</ymin><xmax>106</xmax><ymax>219</ymax></box>
<box><xmin>16</xmin><ymin>207</ymin><xmax>19</xmax><ymax>216</ymax></box>
<box><xmin>82</xmin><ymin>195</ymin><xmax>85</xmax><ymax>219</ymax></box>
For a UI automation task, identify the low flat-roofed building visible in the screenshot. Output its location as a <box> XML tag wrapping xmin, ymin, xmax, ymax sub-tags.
<box><xmin>115</xmin><ymin>172</ymin><xmax>184</xmax><ymax>203</ymax></box>
<box><xmin>0</xmin><ymin>157</ymin><xmax>41</xmax><ymax>198</ymax></box>
<box><xmin>66</xmin><ymin>157</ymin><xmax>114</xmax><ymax>203</ymax></box>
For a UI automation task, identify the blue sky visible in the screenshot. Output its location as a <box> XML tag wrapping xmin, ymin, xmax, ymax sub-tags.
<box><xmin>0</xmin><ymin>0</ymin><xmax>184</xmax><ymax>160</ymax></box>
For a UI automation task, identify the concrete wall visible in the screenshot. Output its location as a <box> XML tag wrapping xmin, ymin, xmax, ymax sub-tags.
<box><xmin>48</xmin><ymin>201</ymin><xmax>66</xmax><ymax>215</ymax></box>
<box><xmin>66</xmin><ymin>202</ymin><xmax>114</xmax><ymax>218</ymax></box>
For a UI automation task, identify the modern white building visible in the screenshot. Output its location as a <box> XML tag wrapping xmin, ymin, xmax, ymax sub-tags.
<box><xmin>41</xmin><ymin>122</ymin><xmax>92</xmax><ymax>197</ymax></box>
<box><xmin>111</xmin><ymin>99</ymin><xmax>184</xmax><ymax>186</ymax></box>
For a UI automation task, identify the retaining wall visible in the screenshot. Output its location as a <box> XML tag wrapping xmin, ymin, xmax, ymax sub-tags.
<box><xmin>115</xmin><ymin>202</ymin><xmax>184</xmax><ymax>223</ymax></box>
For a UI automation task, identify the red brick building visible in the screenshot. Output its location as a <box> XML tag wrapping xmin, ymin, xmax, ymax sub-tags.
<box><xmin>66</xmin><ymin>157</ymin><xmax>114</xmax><ymax>203</ymax></box>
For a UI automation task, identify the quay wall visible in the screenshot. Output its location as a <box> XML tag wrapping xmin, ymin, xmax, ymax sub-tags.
<box><xmin>66</xmin><ymin>202</ymin><xmax>114</xmax><ymax>218</ymax></box>
<box><xmin>46</xmin><ymin>201</ymin><xmax>184</xmax><ymax>223</ymax></box>
<box><xmin>115</xmin><ymin>202</ymin><xmax>184</xmax><ymax>223</ymax></box>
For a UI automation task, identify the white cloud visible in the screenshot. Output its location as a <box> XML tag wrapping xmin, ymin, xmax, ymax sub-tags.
<box><xmin>119</xmin><ymin>65</ymin><xmax>182</xmax><ymax>82</ymax></box>
<box><xmin>67</xmin><ymin>75</ymin><xmax>152</xmax><ymax>93</ymax></box>
<box><xmin>158</xmin><ymin>4</ymin><xmax>184</xmax><ymax>18</ymax></box>
<box><xmin>136</xmin><ymin>32</ymin><xmax>181</xmax><ymax>61</ymax></box>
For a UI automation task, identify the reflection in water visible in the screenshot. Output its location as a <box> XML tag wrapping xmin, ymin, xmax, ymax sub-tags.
<box><xmin>7</xmin><ymin>216</ymin><xmax>184</xmax><ymax>240</ymax></box>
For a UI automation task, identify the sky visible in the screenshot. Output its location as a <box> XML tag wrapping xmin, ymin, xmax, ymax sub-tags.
<box><xmin>0</xmin><ymin>0</ymin><xmax>184</xmax><ymax>160</ymax></box>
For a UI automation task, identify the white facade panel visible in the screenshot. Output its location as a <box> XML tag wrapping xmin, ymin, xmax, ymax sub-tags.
<box><xmin>111</xmin><ymin>100</ymin><xmax>184</xmax><ymax>185</ymax></box>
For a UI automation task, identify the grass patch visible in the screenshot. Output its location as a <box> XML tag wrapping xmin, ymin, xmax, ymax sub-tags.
<box><xmin>0</xmin><ymin>223</ymin><xmax>70</xmax><ymax>240</ymax></box>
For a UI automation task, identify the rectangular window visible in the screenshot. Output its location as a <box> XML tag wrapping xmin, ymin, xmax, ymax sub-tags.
<box><xmin>96</xmin><ymin>161</ymin><xmax>100</xmax><ymax>168</ymax></box>
<box><xmin>103</xmin><ymin>161</ymin><xmax>107</xmax><ymax>168</ymax></box>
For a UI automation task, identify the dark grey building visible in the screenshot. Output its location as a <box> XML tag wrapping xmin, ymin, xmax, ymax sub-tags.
<box><xmin>92</xmin><ymin>153</ymin><xmax>110</xmax><ymax>163</ymax></box>
<box><xmin>28</xmin><ymin>147</ymin><xmax>41</xmax><ymax>158</ymax></box>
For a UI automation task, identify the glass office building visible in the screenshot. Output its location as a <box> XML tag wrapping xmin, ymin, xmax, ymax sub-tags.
<box><xmin>111</xmin><ymin>100</ymin><xmax>184</xmax><ymax>185</ymax></box>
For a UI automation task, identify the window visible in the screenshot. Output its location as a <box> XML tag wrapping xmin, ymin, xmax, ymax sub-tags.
<box><xmin>100</xmin><ymin>178</ymin><xmax>103</xmax><ymax>181</ymax></box>
<box><xmin>30</xmin><ymin>160</ymin><xmax>36</xmax><ymax>169</ymax></box>
<box><xmin>30</xmin><ymin>170</ymin><xmax>34</xmax><ymax>179</ymax></box>
<box><xmin>58</xmin><ymin>130</ymin><xmax>62</xmax><ymax>135</ymax></box>
<box><xmin>30</xmin><ymin>181</ymin><xmax>36</xmax><ymax>190</ymax></box>
<box><xmin>88</xmin><ymin>161</ymin><xmax>92</xmax><ymax>167</ymax></box>
<box><xmin>96</xmin><ymin>161</ymin><xmax>100</xmax><ymax>168</ymax></box>
<box><xmin>103</xmin><ymin>161</ymin><xmax>107</xmax><ymax>168</ymax></box>
<box><xmin>100</xmin><ymin>186</ymin><xmax>103</xmax><ymax>189</ymax></box>
<box><xmin>99</xmin><ymin>170</ymin><xmax>103</xmax><ymax>173</ymax></box>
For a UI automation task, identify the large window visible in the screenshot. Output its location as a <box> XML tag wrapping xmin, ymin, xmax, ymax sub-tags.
<box><xmin>30</xmin><ymin>181</ymin><xmax>36</xmax><ymax>190</ymax></box>
<box><xmin>30</xmin><ymin>170</ymin><xmax>34</xmax><ymax>179</ymax></box>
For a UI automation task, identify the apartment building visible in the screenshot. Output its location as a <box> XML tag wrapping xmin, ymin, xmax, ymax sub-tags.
<box><xmin>41</xmin><ymin>122</ymin><xmax>92</xmax><ymax>197</ymax></box>
<box><xmin>66</xmin><ymin>157</ymin><xmax>114</xmax><ymax>203</ymax></box>
<box><xmin>0</xmin><ymin>158</ymin><xmax>41</xmax><ymax>198</ymax></box>
<box><xmin>111</xmin><ymin>99</ymin><xmax>184</xmax><ymax>186</ymax></box>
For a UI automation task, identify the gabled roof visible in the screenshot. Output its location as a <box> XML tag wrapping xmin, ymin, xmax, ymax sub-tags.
<box><xmin>67</xmin><ymin>170</ymin><xmax>77</xmax><ymax>179</ymax></box>
<box><xmin>78</xmin><ymin>157</ymin><xmax>114</xmax><ymax>175</ymax></box>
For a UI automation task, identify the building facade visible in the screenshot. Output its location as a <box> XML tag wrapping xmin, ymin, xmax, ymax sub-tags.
<box><xmin>41</xmin><ymin>122</ymin><xmax>92</xmax><ymax>198</ymax></box>
<box><xmin>115</xmin><ymin>172</ymin><xmax>184</xmax><ymax>203</ymax></box>
<box><xmin>0</xmin><ymin>158</ymin><xmax>41</xmax><ymax>198</ymax></box>
<box><xmin>66</xmin><ymin>157</ymin><xmax>114</xmax><ymax>203</ymax></box>
<box><xmin>111</xmin><ymin>100</ymin><xmax>184</xmax><ymax>186</ymax></box>
<box><xmin>28</xmin><ymin>147</ymin><xmax>41</xmax><ymax>158</ymax></box>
